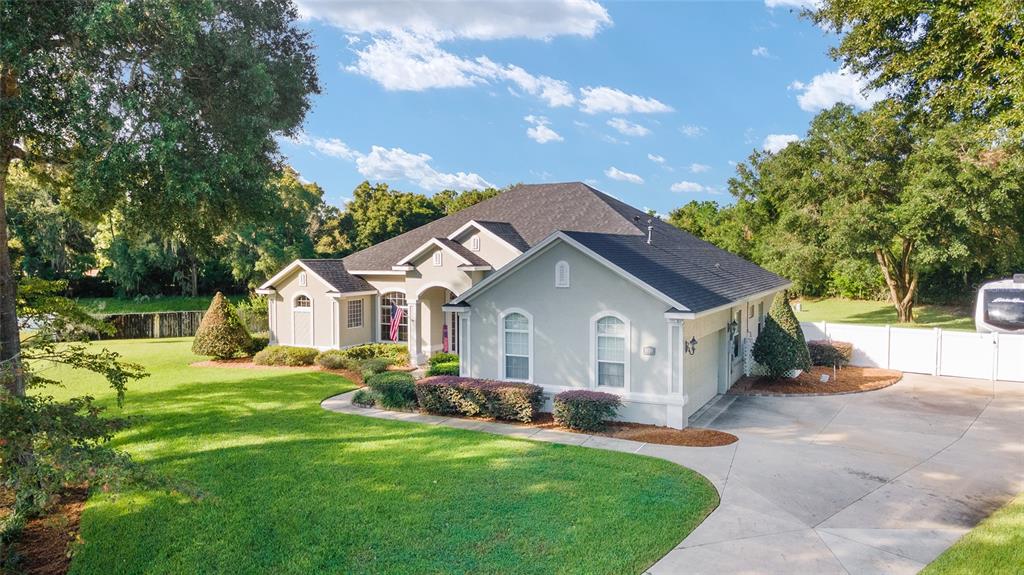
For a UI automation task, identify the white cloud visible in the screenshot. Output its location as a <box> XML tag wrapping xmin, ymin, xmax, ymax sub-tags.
<box><xmin>647</xmin><ymin>153</ymin><xmax>666</xmax><ymax>164</ymax></box>
<box><xmin>762</xmin><ymin>133</ymin><xmax>799</xmax><ymax>153</ymax></box>
<box><xmin>689</xmin><ymin>163</ymin><xmax>711</xmax><ymax>174</ymax></box>
<box><xmin>286</xmin><ymin>132</ymin><xmax>492</xmax><ymax>191</ymax></box>
<box><xmin>605</xmin><ymin>167</ymin><xmax>644</xmax><ymax>184</ymax></box>
<box><xmin>670</xmin><ymin>181</ymin><xmax>705</xmax><ymax>193</ymax></box>
<box><xmin>296</xmin><ymin>0</ymin><xmax>612</xmax><ymax>40</ymax></box>
<box><xmin>751</xmin><ymin>46</ymin><xmax>770</xmax><ymax>57</ymax></box>
<box><xmin>607</xmin><ymin>117</ymin><xmax>651</xmax><ymax>137</ymax></box>
<box><xmin>790</xmin><ymin>67</ymin><xmax>884</xmax><ymax>112</ymax></box>
<box><xmin>764</xmin><ymin>0</ymin><xmax>821</xmax><ymax>9</ymax></box>
<box><xmin>524</xmin><ymin>115</ymin><xmax>563</xmax><ymax>144</ymax></box>
<box><xmin>357</xmin><ymin>146</ymin><xmax>493</xmax><ymax>191</ymax></box>
<box><xmin>679</xmin><ymin>124</ymin><xmax>707</xmax><ymax>138</ymax></box>
<box><xmin>500</xmin><ymin>63</ymin><xmax>576</xmax><ymax>107</ymax></box>
<box><xmin>580</xmin><ymin>86</ymin><xmax>673</xmax><ymax>115</ymax></box>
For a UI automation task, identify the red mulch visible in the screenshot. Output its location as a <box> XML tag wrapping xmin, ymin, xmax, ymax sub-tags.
<box><xmin>2</xmin><ymin>486</ymin><xmax>88</xmax><ymax>575</ymax></box>
<box><xmin>730</xmin><ymin>366</ymin><xmax>902</xmax><ymax>396</ymax></box>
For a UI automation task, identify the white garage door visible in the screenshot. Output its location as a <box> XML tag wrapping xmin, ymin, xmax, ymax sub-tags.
<box><xmin>685</xmin><ymin>329</ymin><xmax>722</xmax><ymax>417</ymax></box>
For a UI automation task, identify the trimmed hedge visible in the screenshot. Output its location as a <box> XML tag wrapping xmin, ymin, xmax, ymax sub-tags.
<box><xmin>315</xmin><ymin>349</ymin><xmax>359</xmax><ymax>371</ymax></box>
<box><xmin>359</xmin><ymin>358</ymin><xmax>390</xmax><ymax>379</ymax></box>
<box><xmin>808</xmin><ymin>340</ymin><xmax>854</xmax><ymax>367</ymax></box>
<box><xmin>339</xmin><ymin>343</ymin><xmax>410</xmax><ymax>366</ymax></box>
<box><xmin>253</xmin><ymin>345</ymin><xmax>319</xmax><ymax>366</ymax></box>
<box><xmin>351</xmin><ymin>388</ymin><xmax>377</xmax><ymax>407</ymax></box>
<box><xmin>247</xmin><ymin>333</ymin><xmax>270</xmax><ymax>355</ymax></box>
<box><xmin>752</xmin><ymin>292</ymin><xmax>811</xmax><ymax>377</ymax></box>
<box><xmin>415</xmin><ymin>377</ymin><xmax>544</xmax><ymax>422</ymax></box>
<box><xmin>427</xmin><ymin>360</ymin><xmax>459</xmax><ymax>376</ymax></box>
<box><xmin>367</xmin><ymin>372</ymin><xmax>417</xmax><ymax>409</ymax></box>
<box><xmin>553</xmin><ymin>390</ymin><xmax>622</xmax><ymax>432</ymax></box>
<box><xmin>428</xmin><ymin>352</ymin><xmax>459</xmax><ymax>366</ymax></box>
<box><xmin>192</xmin><ymin>292</ymin><xmax>252</xmax><ymax>359</ymax></box>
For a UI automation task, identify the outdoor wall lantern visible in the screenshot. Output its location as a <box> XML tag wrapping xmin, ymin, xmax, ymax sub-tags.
<box><xmin>685</xmin><ymin>336</ymin><xmax>698</xmax><ymax>355</ymax></box>
<box><xmin>727</xmin><ymin>319</ymin><xmax>739</xmax><ymax>334</ymax></box>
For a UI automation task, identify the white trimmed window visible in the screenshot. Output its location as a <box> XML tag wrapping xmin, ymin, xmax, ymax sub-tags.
<box><xmin>433</xmin><ymin>251</ymin><xmax>443</xmax><ymax>266</ymax></box>
<box><xmin>596</xmin><ymin>316</ymin><xmax>626</xmax><ymax>387</ymax></box>
<box><xmin>502</xmin><ymin>312</ymin><xmax>530</xmax><ymax>381</ymax></box>
<box><xmin>470</xmin><ymin>236</ymin><xmax>481</xmax><ymax>251</ymax></box>
<box><xmin>347</xmin><ymin>299</ymin><xmax>363</xmax><ymax>328</ymax></box>
<box><xmin>298</xmin><ymin>271</ymin><xmax>307</xmax><ymax>287</ymax></box>
<box><xmin>293</xmin><ymin>294</ymin><xmax>311</xmax><ymax>309</ymax></box>
<box><xmin>555</xmin><ymin>260</ymin><xmax>570</xmax><ymax>288</ymax></box>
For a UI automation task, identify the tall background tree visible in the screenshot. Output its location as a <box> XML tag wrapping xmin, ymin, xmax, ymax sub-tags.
<box><xmin>1</xmin><ymin>0</ymin><xmax>319</xmax><ymax>394</ymax></box>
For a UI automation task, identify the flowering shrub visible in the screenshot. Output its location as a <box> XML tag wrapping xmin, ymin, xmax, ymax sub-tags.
<box><xmin>415</xmin><ymin>377</ymin><xmax>544</xmax><ymax>422</ymax></box>
<box><xmin>553</xmin><ymin>390</ymin><xmax>622</xmax><ymax>432</ymax></box>
<box><xmin>807</xmin><ymin>340</ymin><xmax>854</xmax><ymax>367</ymax></box>
<box><xmin>367</xmin><ymin>372</ymin><xmax>417</xmax><ymax>409</ymax></box>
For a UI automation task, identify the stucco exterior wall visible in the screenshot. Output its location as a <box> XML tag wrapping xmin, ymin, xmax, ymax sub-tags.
<box><xmin>339</xmin><ymin>294</ymin><xmax>373</xmax><ymax>347</ymax></box>
<box><xmin>462</xmin><ymin>241</ymin><xmax>677</xmax><ymax>416</ymax></box>
<box><xmin>451</xmin><ymin>228</ymin><xmax>520</xmax><ymax>270</ymax></box>
<box><xmin>269</xmin><ymin>267</ymin><xmax>339</xmax><ymax>350</ymax></box>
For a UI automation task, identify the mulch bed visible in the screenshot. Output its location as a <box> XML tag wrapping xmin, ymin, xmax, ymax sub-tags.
<box><xmin>729</xmin><ymin>366</ymin><xmax>902</xmax><ymax>396</ymax></box>
<box><xmin>2</xmin><ymin>485</ymin><xmax>88</xmax><ymax>575</ymax></box>
<box><xmin>524</xmin><ymin>413</ymin><xmax>738</xmax><ymax>447</ymax></box>
<box><xmin>191</xmin><ymin>358</ymin><xmax>423</xmax><ymax>386</ymax></box>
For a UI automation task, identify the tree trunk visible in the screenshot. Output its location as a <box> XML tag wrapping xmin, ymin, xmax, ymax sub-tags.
<box><xmin>0</xmin><ymin>153</ymin><xmax>25</xmax><ymax>397</ymax></box>
<box><xmin>875</xmin><ymin>240</ymin><xmax>918</xmax><ymax>324</ymax></box>
<box><xmin>190</xmin><ymin>260</ymin><xmax>198</xmax><ymax>297</ymax></box>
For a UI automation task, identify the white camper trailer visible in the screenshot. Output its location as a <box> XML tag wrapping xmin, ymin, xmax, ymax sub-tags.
<box><xmin>975</xmin><ymin>274</ymin><xmax>1024</xmax><ymax>334</ymax></box>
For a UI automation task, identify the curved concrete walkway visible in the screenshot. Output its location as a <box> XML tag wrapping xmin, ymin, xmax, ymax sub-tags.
<box><xmin>322</xmin><ymin>373</ymin><xmax>1023</xmax><ymax>575</ymax></box>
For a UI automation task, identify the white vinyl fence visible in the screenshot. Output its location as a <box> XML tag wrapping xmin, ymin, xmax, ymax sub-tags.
<box><xmin>801</xmin><ymin>322</ymin><xmax>1024</xmax><ymax>382</ymax></box>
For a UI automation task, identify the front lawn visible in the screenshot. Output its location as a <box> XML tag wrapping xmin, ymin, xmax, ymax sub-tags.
<box><xmin>921</xmin><ymin>493</ymin><xmax>1024</xmax><ymax>575</ymax></box>
<box><xmin>75</xmin><ymin>295</ymin><xmax>244</xmax><ymax>314</ymax></box>
<box><xmin>40</xmin><ymin>339</ymin><xmax>716</xmax><ymax>575</ymax></box>
<box><xmin>793</xmin><ymin>297</ymin><xmax>975</xmax><ymax>331</ymax></box>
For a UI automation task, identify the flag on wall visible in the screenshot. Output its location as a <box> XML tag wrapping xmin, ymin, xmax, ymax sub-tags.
<box><xmin>442</xmin><ymin>323</ymin><xmax>449</xmax><ymax>353</ymax></box>
<box><xmin>389</xmin><ymin>302</ymin><xmax>404</xmax><ymax>342</ymax></box>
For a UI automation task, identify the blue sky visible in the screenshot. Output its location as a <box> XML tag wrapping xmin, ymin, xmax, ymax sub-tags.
<box><xmin>279</xmin><ymin>1</ymin><xmax>880</xmax><ymax>214</ymax></box>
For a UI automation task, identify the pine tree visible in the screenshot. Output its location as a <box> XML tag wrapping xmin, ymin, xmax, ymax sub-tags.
<box><xmin>192</xmin><ymin>292</ymin><xmax>252</xmax><ymax>359</ymax></box>
<box><xmin>752</xmin><ymin>292</ymin><xmax>811</xmax><ymax>377</ymax></box>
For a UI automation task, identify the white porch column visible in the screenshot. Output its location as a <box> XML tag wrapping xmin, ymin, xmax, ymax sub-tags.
<box><xmin>666</xmin><ymin>318</ymin><xmax>687</xmax><ymax>429</ymax></box>
<box><xmin>408</xmin><ymin>298</ymin><xmax>422</xmax><ymax>365</ymax></box>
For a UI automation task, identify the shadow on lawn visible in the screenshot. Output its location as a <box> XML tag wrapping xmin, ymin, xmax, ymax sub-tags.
<box><xmin>72</xmin><ymin>371</ymin><xmax>717</xmax><ymax>575</ymax></box>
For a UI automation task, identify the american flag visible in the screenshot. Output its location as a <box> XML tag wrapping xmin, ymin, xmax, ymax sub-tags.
<box><xmin>389</xmin><ymin>302</ymin><xmax>404</xmax><ymax>341</ymax></box>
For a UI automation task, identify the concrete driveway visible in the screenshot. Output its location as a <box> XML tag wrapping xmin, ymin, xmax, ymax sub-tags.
<box><xmin>647</xmin><ymin>373</ymin><xmax>1024</xmax><ymax>575</ymax></box>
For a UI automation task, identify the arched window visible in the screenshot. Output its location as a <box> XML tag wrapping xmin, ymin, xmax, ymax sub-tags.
<box><xmin>502</xmin><ymin>311</ymin><xmax>531</xmax><ymax>381</ymax></box>
<box><xmin>596</xmin><ymin>315</ymin><xmax>626</xmax><ymax>388</ymax></box>
<box><xmin>293</xmin><ymin>294</ymin><xmax>311</xmax><ymax>309</ymax></box>
<box><xmin>555</xmin><ymin>260</ymin><xmax>570</xmax><ymax>288</ymax></box>
<box><xmin>380</xmin><ymin>292</ymin><xmax>408</xmax><ymax>342</ymax></box>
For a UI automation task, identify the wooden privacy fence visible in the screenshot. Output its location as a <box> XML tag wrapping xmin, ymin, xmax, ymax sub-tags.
<box><xmin>801</xmin><ymin>321</ymin><xmax>1024</xmax><ymax>382</ymax></box>
<box><xmin>98</xmin><ymin>311</ymin><xmax>206</xmax><ymax>340</ymax></box>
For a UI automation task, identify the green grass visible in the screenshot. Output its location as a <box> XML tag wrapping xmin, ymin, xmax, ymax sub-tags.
<box><xmin>921</xmin><ymin>493</ymin><xmax>1024</xmax><ymax>574</ymax></box>
<box><xmin>793</xmin><ymin>297</ymin><xmax>975</xmax><ymax>331</ymax></box>
<box><xmin>75</xmin><ymin>295</ymin><xmax>244</xmax><ymax>314</ymax></box>
<box><xmin>40</xmin><ymin>339</ymin><xmax>717</xmax><ymax>575</ymax></box>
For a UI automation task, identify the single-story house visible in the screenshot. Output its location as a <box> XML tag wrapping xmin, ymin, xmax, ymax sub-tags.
<box><xmin>258</xmin><ymin>182</ymin><xmax>790</xmax><ymax>428</ymax></box>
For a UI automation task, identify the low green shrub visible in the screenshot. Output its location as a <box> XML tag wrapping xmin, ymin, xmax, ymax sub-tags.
<box><xmin>316</xmin><ymin>349</ymin><xmax>358</xmax><ymax>371</ymax></box>
<box><xmin>553</xmin><ymin>390</ymin><xmax>622</xmax><ymax>432</ymax></box>
<box><xmin>246</xmin><ymin>333</ymin><xmax>270</xmax><ymax>355</ymax></box>
<box><xmin>415</xmin><ymin>377</ymin><xmax>544</xmax><ymax>422</ymax></box>
<box><xmin>359</xmin><ymin>358</ymin><xmax>390</xmax><ymax>379</ymax></box>
<box><xmin>367</xmin><ymin>372</ymin><xmax>417</xmax><ymax>409</ymax></box>
<box><xmin>339</xmin><ymin>343</ymin><xmax>409</xmax><ymax>366</ymax></box>
<box><xmin>807</xmin><ymin>340</ymin><xmax>854</xmax><ymax>367</ymax></box>
<box><xmin>351</xmin><ymin>388</ymin><xmax>377</xmax><ymax>407</ymax></box>
<box><xmin>427</xmin><ymin>360</ymin><xmax>459</xmax><ymax>376</ymax></box>
<box><xmin>253</xmin><ymin>345</ymin><xmax>319</xmax><ymax>366</ymax></box>
<box><xmin>428</xmin><ymin>352</ymin><xmax>459</xmax><ymax>366</ymax></box>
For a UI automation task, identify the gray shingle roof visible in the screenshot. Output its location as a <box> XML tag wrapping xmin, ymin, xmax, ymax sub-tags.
<box><xmin>299</xmin><ymin>259</ymin><xmax>374</xmax><ymax>293</ymax></box>
<box><xmin>292</xmin><ymin>182</ymin><xmax>789</xmax><ymax>307</ymax></box>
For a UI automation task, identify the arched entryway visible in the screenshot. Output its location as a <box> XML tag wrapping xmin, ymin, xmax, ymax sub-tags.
<box><xmin>416</xmin><ymin>285</ymin><xmax>459</xmax><ymax>360</ymax></box>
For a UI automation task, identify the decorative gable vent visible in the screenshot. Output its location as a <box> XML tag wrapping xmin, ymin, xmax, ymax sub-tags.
<box><xmin>470</xmin><ymin>236</ymin><xmax>481</xmax><ymax>251</ymax></box>
<box><xmin>555</xmin><ymin>260</ymin><xmax>570</xmax><ymax>288</ymax></box>
<box><xmin>298</xmin><ymin>271</ymin><xmax>307</xmax><ymax>287</ymax></box>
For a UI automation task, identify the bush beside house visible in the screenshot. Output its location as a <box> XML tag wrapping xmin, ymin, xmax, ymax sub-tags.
<box><xmin>553</xmin><ymin>390</ymin><xmax>622</xmax><ymax>431</ymax></box>
<box><xmin>253</xmin><ymin>345</ymin><xmax>319</xmax><ymax>366</ymax></box>
<box><xmin>807</xmin><ymin>340</ymin><xmax>854</xmax><ymax>367</ymax></box>
<box><xmin>338</xmin><ymin>343</ymin><xmax>410</xmax><ymax>366</ymax></box>
<box><xmin>367</xmin><ymin>372</ymin><xmax>417</xmax><ymax>409</ymax></box>
<box><xmin>415</xmin><ymin>377</ymin><xmax>544</xmax><ymax>422</ymax></box>
<box><xmin>192</xmin><ymin>292</ymin><xmax>252</xmax><ymax>359</ymax></box>
<box><xmin>427</xmin><ymin>353</ymin><xmax>460</xmax><ymax>376</ymax></box>
<box><xmin>315</xmin><ymin>350</ymin><xmax>358</xmax><ymax>371</ymax></box>
<box><xmin>752</xmin><ymin>292</ymin><xmax>812</xmax><ymax>378</ymax></box>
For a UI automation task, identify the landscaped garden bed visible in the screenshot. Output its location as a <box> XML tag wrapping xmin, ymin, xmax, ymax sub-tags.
<box><xmin>730</xmin><ymin>366</ymin><xmax>902</xmax><ymax>396</ymax></box>
<box><xmin>1</xmin><ymin>485</ymin><xmax>87</xmax><ymax>575</ymax></box>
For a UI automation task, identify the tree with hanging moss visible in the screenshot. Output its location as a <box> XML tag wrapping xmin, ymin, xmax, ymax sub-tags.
<box><xmin>753</xmin><ymin>292</ymin><xmax>811</xmax><ymax>378</ymax></box>
<box><xmin>193</xmin><ymin>292</ymin><xmax>252</xmax><ymax>359</ymax></box>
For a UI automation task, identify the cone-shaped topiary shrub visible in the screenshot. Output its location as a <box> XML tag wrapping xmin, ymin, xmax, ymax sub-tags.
<box><xmin>192</xmin><ymin>292</ymin><xmax>252</xmax><ymax>359</ymax></box>
<box><xmin>752</xmin><ymin>292</ymin><xmax>811</xmax><ymax>378</ymax></box>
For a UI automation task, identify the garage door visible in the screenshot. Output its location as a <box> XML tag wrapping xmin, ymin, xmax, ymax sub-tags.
<box><xmin>685</xmin><ymin>330</ymin><xmax>721</xmax><ymax>417</ymax></box>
